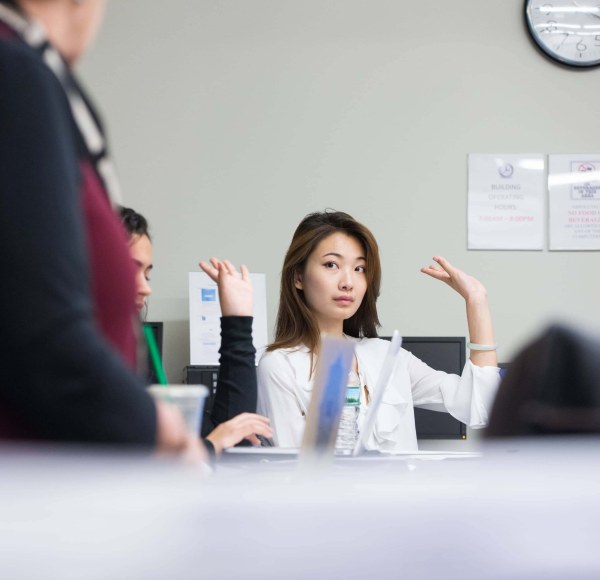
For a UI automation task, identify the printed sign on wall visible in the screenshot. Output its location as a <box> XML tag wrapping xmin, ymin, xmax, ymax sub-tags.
<box><xmin>468</xmin><ymin>154</ymin><xmax>545</xmax><ymax>250</ymax></box>
<box><xmin>189</xmin><ymin>272</ymin><xmax>268</xmax><ymax>365</ymax></box>
<box><xmin>549</xmin><ymin>154</ymin><xmax>600</xmax><ymax>251</ymax></box>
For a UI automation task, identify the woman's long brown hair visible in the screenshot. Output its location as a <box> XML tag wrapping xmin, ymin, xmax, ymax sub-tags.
<box><xmin>268</xmin><ymin>210</ymin><xmax>381</xmax><ymax>355</ymax></box>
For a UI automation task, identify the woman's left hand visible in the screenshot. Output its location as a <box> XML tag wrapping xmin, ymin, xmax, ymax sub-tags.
<box><xmin>420</xmin><ymin>256</ymin><xmax>487</xmax><ymax>303</ymax></box>
<box><xmin>421</xmin><ymin>256</ymin><xmax>497</xmax><ymax>367</ymax></box>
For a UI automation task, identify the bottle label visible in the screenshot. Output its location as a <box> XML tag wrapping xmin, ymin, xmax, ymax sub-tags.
<box><xmin>345</xmin><ymin>385</ymin><xmax>361</xmax><ymax>406</ymax></box>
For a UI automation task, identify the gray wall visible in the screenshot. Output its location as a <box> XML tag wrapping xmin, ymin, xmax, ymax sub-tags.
<box><xmin>81</xmin><ymin>2</ymin><xmax>599</xmax><ymax>417</ymax></box>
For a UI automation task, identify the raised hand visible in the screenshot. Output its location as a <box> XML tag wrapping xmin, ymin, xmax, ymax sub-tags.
<box><xmin>198</xmin><ymin>257</ymin><xmax>253</xmax><ymax>317</ymax></box>
<box><xmin>421</xmin><ymin>256</ymin><xmax>497</xmax><ymax>367</ymax></box>
<box><xmin>420</xmin><ymin>256</ymin><xmax>488</xmax><ymax>303</ymax></box>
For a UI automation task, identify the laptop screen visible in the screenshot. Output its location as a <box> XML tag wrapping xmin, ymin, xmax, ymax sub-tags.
<box><xmin>300</xmin><ymin>336</ymin><xmax>355</xmax><ymax>461</ymax></box>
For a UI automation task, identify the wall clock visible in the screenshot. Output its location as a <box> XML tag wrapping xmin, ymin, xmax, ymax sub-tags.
<box><xmin>525</xmin><ymin>1</ymin><xmax>600</xmax><ymax>67</ymax></box>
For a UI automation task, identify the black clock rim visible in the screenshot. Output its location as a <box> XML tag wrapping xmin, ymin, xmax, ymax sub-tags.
<box><xmin>523</xmin><ymin>0</ymin><xmax>600</xmax><ymax>68</ymax></box>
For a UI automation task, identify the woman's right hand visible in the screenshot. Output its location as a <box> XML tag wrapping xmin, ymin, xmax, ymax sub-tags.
<box><xmin>205</xmin><ymin>413</ymin><xmax>273</xmax><ymax>455</ymax></box>
<box><xmin>198</xmin><ymin>258</ymin><xmax>253</xmax><ymax>317</ymax></box>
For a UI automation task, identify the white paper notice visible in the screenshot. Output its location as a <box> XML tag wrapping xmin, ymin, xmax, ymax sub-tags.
<box><xmin>468</xmin><ymin>154</ymin><xmax>545</xmax><ymax>250</ymax></box>
<box><xmin>549</xmin><ymin>155</ymin><xmax>600</xmax><ymax>251</ymax></box>
<box><xmin>189</xmin><ymin>272</ymin><xmax>268</xmax><ymax>366</ymax></box>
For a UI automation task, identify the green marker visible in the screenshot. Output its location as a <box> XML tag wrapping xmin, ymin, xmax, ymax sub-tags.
<box><xmin>143</xmin><ymin>324</ymin><xmax>168</xmax><ymax>385</ymax></box>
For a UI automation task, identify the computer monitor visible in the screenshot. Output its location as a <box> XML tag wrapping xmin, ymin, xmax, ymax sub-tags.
<box><xmin>184</xmin><ymin>365</ymin><xmax>220</xmax><ymax>414</ymax></box>
<box><xmin>383</xmin><ymin>336</ymin><xmax>467</xmax><ymax>440</ymax></box>
<box><xmin>143</xmin><ymin>321</ymin><xmax>163</xmax><ymax>384</ymax></box>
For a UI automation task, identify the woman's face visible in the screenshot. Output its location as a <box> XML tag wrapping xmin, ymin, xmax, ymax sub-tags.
<box><xmin>295</xmin><ymin>232</ymin><xmax>368</xmax><ymax>336</ymax></box>
<box><xmin>21</xmin><ymin>0</ymin><xmax>107</xmax><ymax>66</ymax></box>
<box><xmin>129</xmin><ymin>234</ymin><xmax>153</xmax><ymax>312</ymax></box>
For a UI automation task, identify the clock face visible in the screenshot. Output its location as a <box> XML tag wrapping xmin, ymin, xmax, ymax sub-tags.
<box><xmin>525</xmin><ymin>1</ymin><xmax>600</xmax><ymax>67</ymax></box>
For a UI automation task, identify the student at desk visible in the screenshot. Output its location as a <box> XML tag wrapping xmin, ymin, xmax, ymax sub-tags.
<box><xmin>120</xmin><ymin>206</ymin><xmax>272</xmax><ymax>455</ymax></box>
<box><xmin>257</xmin><ymin>210</ymin><xmax>501</xmax><ymax>452</ymax></box>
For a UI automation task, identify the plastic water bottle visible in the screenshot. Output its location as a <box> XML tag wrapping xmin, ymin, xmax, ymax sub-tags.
<box><xmin>335</xmin><ymin>370</ymin><xmax>361</xmax><ymax>454</ymax></box>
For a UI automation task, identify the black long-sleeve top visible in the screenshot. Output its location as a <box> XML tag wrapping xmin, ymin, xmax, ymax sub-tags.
<box><xmin>201</xmin><ymin>316</ymin><xmax>257</xmax><ymax>437</ymax></box>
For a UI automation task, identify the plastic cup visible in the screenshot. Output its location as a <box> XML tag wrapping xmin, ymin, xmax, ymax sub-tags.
<box><xmin>147</xmin><ymin>385</ymin><xmax>209</xmax><ymax>435</ymax></box>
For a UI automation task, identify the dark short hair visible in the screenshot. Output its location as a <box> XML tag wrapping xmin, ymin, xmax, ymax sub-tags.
<box><xmin>119</xmin><ymin>206</ymin><xmax>151</xmax><ymax>241</ymax></box>
<box><xmin>486</xmin><ymin>324</ymin><xmax>600</xmax><ymax>437</ymax></box>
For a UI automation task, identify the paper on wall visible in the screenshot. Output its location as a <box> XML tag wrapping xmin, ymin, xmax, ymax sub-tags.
<box><xmin>548</xmin><ymin>154</ymin><xmax>600</xmax><ymax>251</ymax></box>
<box><xmin>189</xmin><ymin>272</ymin><xmax>268</xmax><ymax>365</ymax></box>
<box><xmin>468</xmin><ymin>154</ymin><xmax>545</xmax><ymax>250</ymax></box>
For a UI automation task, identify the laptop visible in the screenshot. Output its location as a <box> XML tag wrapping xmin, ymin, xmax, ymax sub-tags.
<box><xmin>352</xmin><ymin>330</ymin><xmax>402</xmax><ymax>456</ymax></box>
<box><xmin>223</xmin><ymin>335</ymin><xmax>354</xmax><ymax>462</ymax></box>
<box><xmin>223</xmin><ymin>332</ymin><xmax>403</xmax><ymax>461</ymax></box>
<box><xmin>299</xmin><ymin>335</ymin><xmax>356</xmax><ymax>465</ymax></box>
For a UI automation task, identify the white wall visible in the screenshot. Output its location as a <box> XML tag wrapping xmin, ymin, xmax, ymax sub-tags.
<box><xmin>81</xmin><ymin>0</ymin><xmax>600</xmax><ymax>398</ymax></box>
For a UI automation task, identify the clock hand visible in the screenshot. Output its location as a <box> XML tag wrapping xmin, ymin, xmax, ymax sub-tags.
<box><xmin>556</xmin><ymin>32</ymin><xmax>571</xmax><ymax>50</ymax></box>
<box><xmin>571</xmin><ymin>0</ymin><xmax>600</xmax><ymax>19</ymax></box>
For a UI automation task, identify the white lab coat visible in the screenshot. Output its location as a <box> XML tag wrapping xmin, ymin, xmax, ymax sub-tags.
<box><xmin>257</xmin><ymin>336</ymin><xmax>500</xmax><ymax>452</ymax></box>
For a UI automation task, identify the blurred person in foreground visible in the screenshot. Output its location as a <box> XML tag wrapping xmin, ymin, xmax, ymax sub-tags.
<box><xmin>486</xmin><ymin>323</ymin><xmax>600</xmax><ymax>437</ymax></box>
<box><xmin>0</xmin><ymin>0</ymin><xmax>270</xmax><ymax>459</ymax></box>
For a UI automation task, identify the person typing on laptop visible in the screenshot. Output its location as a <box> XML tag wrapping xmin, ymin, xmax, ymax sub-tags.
<box><xmin>257</xmin><ymin>210</ymin><xmax>500</xmax><ymax>453</ymax></box>
<box><xmin>120</xmin><ymin>207</ymin><xmax>272</xmax><ymax>457</ymax></box>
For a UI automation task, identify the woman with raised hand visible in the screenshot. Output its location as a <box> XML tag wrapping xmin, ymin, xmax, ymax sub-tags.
<box><xmin>120</xmin><ymin>207</ymin><xmax>272</xmax><ymax>457</ymax></box>
<box><xmin>257</xmin><ymin>210</ymin><xmax>500</xmax><ymax>452</ymax></box>
<box><xmin>198</xmin><ymin>258</ymin><xmax>273</xmax><ymax>453</ymax></box>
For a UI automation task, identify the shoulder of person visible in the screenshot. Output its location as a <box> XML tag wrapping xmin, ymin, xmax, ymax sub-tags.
<box><xmin>259</xmin><ymin>345</ymin><xmax>310</xmax><ymax>365</ymax></box>
<box><xmin>0</xmin><ymin>39</ymin><xmax>73</xmax><ymax>137</ymax></box>
<box><xmin>352</xmin><ymin>336</ymin><xmax>391</xmax><ymax>353</ymax></box>
<box><xmin>0</xmin><ymin>38</ymin><xmax>60</xmax><ymax>91</ymax></box>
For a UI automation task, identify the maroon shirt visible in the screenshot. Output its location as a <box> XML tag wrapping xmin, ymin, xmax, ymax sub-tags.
<box><xmin>80</xmin><ymin>160</ymin><xmax>138</xmax><ymax>369</ymax></box>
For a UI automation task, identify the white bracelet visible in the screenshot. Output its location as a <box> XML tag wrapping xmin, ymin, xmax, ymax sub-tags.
<box><xmin>467</xmin><ymin>342</ymin><xmax>497</xmax><ymax>351</ymax></box>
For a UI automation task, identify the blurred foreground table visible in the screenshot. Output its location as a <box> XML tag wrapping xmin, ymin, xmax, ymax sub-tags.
<box><xmin>1</xmin><ymin>439</ymin><xmax>599</xmax><ymax>579</ymax></box>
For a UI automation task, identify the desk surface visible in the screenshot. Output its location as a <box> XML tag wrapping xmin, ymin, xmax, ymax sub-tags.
<box><xmin>1</xmin><ymin>439</ymin><xmax>600</xmax><ymax>579</ymax></box>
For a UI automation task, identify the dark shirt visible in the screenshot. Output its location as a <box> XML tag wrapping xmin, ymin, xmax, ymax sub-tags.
<box><xmin>0</xmin><ymin>22</ymin><xmax>156</xmax><ymax>444</ymax></box>
<box><xmin>201</xmin><ymin>316</ymin><xmax>257</xmax><ymax>437</ymax></box>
